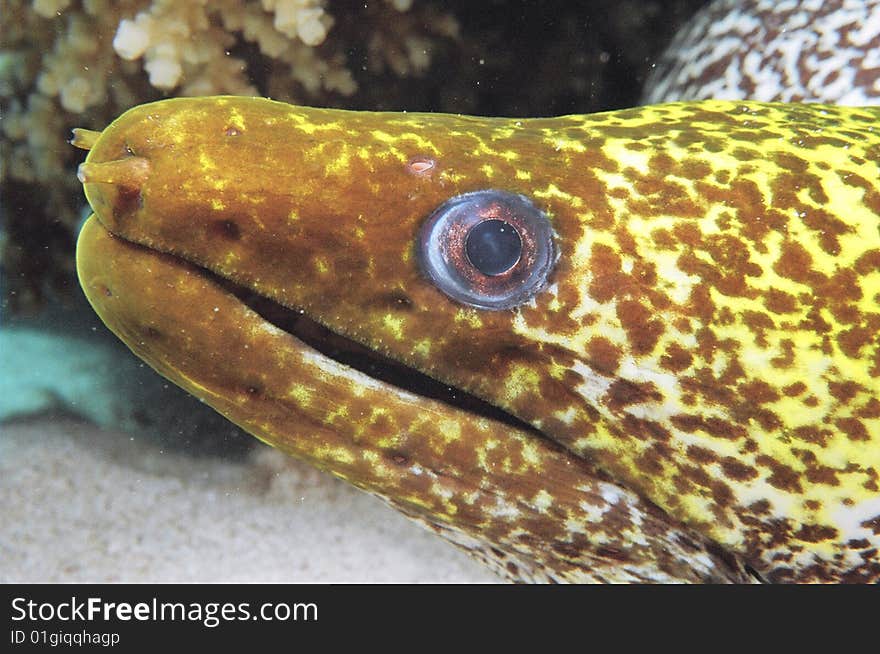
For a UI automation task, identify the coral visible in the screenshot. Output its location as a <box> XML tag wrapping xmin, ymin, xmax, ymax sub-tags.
<box><xmin>0</xmin><ymin>0</ymin><xmax>458</xmax><ymax>311</ymax></box>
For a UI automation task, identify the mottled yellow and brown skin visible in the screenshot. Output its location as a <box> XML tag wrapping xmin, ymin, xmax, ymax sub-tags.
<box><xmin>75</xmin><ymin>97</ymin><xmax>880</xmax><ymax>582</ymax></box>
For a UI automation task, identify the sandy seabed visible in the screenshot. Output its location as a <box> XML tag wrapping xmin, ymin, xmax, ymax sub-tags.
<box><xmin>0</xmin><ymin>416</ymin><xmax>497</xmax><ymax>583</ymax></box>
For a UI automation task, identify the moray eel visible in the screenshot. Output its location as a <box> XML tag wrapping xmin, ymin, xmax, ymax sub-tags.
<box><xmin>73</xmin><ymin>96</ymin><xmax>880</xmax><ymax>583</ymax></box>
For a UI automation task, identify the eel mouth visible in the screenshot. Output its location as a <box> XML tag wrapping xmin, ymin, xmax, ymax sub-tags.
<box><xmin>70</xmin><ymin>133</ymin><xmax>536</xmax><ymax>437</ymax></box>
<box><xmin>71</xmin><ymin>127</ymin><xmax>541</xmax><ymax>442</ymax></box>
<box><xmin>78</xmin><ymin>210</ymin><xmax>542</xmax><ymax>441</ymax></box>
<box><xmin>214</xmin><ymin>266</ymin><xmax>542</xmax><ymax>434</ymax></box>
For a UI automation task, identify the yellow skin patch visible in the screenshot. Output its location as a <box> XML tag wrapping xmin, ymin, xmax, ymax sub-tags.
<box><xmin>74</xmin><ymin>97</ymin><xmax>880</xmax><ymax>583</ymax></box>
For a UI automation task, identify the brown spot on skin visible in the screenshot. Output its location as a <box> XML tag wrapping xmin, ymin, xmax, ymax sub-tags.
<box><xmin>771</xmin><ymin>339</ymin><xmax>796</xmax><ymax>368</ymax></box>
<box><xmin>711</xmin><ymin>481</ymin><xmax>734</xmax><ymax>507</ymax></box>
<box><xmin>800</xmin><ymin>305</ymin><xmax>833</xmax><ymax>335</ymax></box>
<box><xmin>635</xmin><ymin>451</ymin><xmax>664</xmax><ymax>475</ymax></box>
<box><xmin>671</xmin><ymin>414</ymin><xmax>747</xmax><ymax>440</ymax></box>
<box><xmin>682</xmin><ymin>364</ymin><xmax>743</xmax><ymax>409</ymax></box>
<box><xmin>679</xmin><ymin>159</ymin><xmax>712</xmax><ymax>180</ymax></box>
<box><xmin>115</xmin><ymin>186</ymin><xmax>143</xmax><ymax>218</ymax></box>
<box><xmin>605</xmin><ymin>379</ymin><xmax>662</xmax><ymax>413</ymax></box>
<box><xmin>838</xmin><ymin>326</ymin><xmax>874</xmax><ymax>358</ymax></box>
<box><xmin>855</xmin><ymin>249</ymin><xmax>880</xmax><ymax>275</ymax></box>
<box><xmin>209</xmin><ymin>219</ymin><xmax>241</xmax><ymax>240</ymax></box>
<box><xmin>717</xmin><ymin>306</ymin><xmax>736</xmax><ymax>326</ymax></box>
<box><xmin>699</xmin><ymin>177</ymin><xmax>787</xmax><ymax>249</ymax></box>
<box><xmin>585</xmin><ymin>336</ymin><xmax>621</xmax><ymax>375</ymax></box>
<box><xmin>828</xmin><ymin>380</ymin><xmax>863</xmax><ymax>402</ymax></box>
<box><xmin>756</xmin><ymin>455</ymin><xmax>803</xmax><ymax>493</ymax></box>
<box><xmin>378</xmin><ymin>290</ymin><xmax>414</xmax><ymax>310</ymax></box>
<box><xmin>742</xmin><ymin>406</ymin><xmax>783</xmax><ymax>432</ymax></box>
<box><xmin>651</xmin><ymin>228</ymin><xmax>677</xmax><ymax>251</ymax></box>
<box><xmin>629</xmin><ymin>172</ymin><xmax>703</xmax><ymax>218</ymax></box>
<box><xmin>588</xmin><ymin>243</ymin><xmax>625</xmax><ymax>302</ymax></box>
<box><xmin>773</xmin><ymin>151</ymin><xmax>809</xmax><ymax>174</ymax></box>
<box><xmin>686</xmin><ymin>445</ymin><xmax>717</xmax><ymax>464</ymax></box>
<box><xmin>800</xmin><ymin>208</ymin><xmax>851</xmax><ymax>256</ymax></box>
<box><xmin>782</xmin><ymin>381</ymin><xmax>807</xmax><ymax>397</ymax></box>
<box><xmin>774</xmin><ymin>240</ymin><xmax>821</xmax><ymax>284</ymax></box>
<box><xmin>764</xmin><ymin>288</ymin><xmax>799</xmax><ymax>314</ymax></box>
<box><xmin>714</xmin><ymin>170</ymin><xmax>730</xmax><ymax>184</ymax></box>
<box><xmin>720</xmin><ymin>457</ymin><xmax>759</xmax><ymax>482</ymax></box>
<box><xmin>686</xmin><ymin>284</ymin><xmax>716</xmax><ymax>323</ymax></box>
<box><xmin>766</xmin><ymin>567</ymin><xmax>795</xmax><ymax>583</ymax></box>
<box><xmin>741</xmin><ymin>310</ymin><xmax>775</xmax><ymax>346</ymax></box>
<box><xmin>805</xmin><ymin>465</ymin><xmax>840</xmax><ymax>486</ymax></box>
<box><xmin>616</xmin><ymin>299</ymin><xmax>663</xmax><ymax>356</ymax></box>
<box><xmin>370</xmin><ymin>412</ymin><xmax>392</xmax><ymax>433</ymax></box>
<box><xmin>836</xmin><ymin>417</ymin><xmax>870</xmax><ymax>441</ymax></box>
<box><xmin>673</xmin><ymin>316</ymin><xmax>693</xmax><ymax>333</ymax></box>
<box><xmin>679</xmin><ymin>463</ymin><xmax>713</xmax><ymax>490</ymax></box>
<box><xmin>771</xmin><ymin>552</ymin><xmax>794</xmax><ymax>562</ymax></box>
<box><xmin>858</xmin><ymin>398</ymin><xmax>880</xmax><ymax>418</ymax></box>
<box><xmin>594</xmin><ymin>547</ymin><xmax>629</xmax><ymax>562</ymax></box>
<box><xmin>739</xmin><ymin>379</ymin><xmax>781</xmax><ymax>404</ymax></box>
<box><xmin>792</xmin><ymin>425</ymin><xmax>833</xmax><ymax>447</ymax></box>
<box><xmin>822</xmin><ymin>267</ymin><xmax>862</xmax><ymax>305</ymax></box>
<box><xmin>660</xmin><ymin>342</ymin><xmax>693</xmax><ymax>373</ymax></box>
<box><xmin>621</xmin><ymin>415</ymin><xmax>672</xmax><ymax>442</ymax></box>
<box><xmin>862</xmin><ymin>516</ymin><xmax>880</xmax><ymax>535</ymax></box>
<box><xmin>672</xmin><ymin>222</ymin><xmax>703</xmax><ymax>248</ymax></box>
<box><xmin>795</xmin><ymin>524</ymin><xmax>839</xmax><ymax>543</ymax></box>
<box><xmin>677</xmin><ymin>245</ymin><xmax>759</xmax><ymax>300</ymax></box>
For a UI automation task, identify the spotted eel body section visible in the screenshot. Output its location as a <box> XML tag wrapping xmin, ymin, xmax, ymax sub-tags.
<box><xmin>76</xmin><ymin>97</ymin><xmax>879</xmax><ymax>582</ymax></box>
<box><xmin>643</xmin><ymin>0</ymin><xmax>880</xmax><ymax>106</ymax></box>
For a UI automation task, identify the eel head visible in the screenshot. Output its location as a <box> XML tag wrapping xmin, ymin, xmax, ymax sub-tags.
<box><xmin>74</xmin><ymin>97</ymin><xmax>880</xmax><ymax>582</ymax></box>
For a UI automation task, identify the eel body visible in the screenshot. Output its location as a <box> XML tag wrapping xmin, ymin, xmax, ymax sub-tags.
<box><xmin>74</xmin><ymin>96</ymin><xmax>880</xmax><ymax>582</ymax></box>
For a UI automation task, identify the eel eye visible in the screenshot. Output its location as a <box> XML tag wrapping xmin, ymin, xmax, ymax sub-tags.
<box><xmin>418</xmin><ymin>189</ymin><xmax>556</xmax><ymax>310</ymax></box>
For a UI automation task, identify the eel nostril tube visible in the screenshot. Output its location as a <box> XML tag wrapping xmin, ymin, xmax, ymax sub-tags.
<box><xmin>69</xmin><ymin>128</ymin><xmax>102</xmax><ymax>150</ymax></box>
<box><xmin>77</xmin><ymin>157</ymin><xmax>151</xmax><ymax>188</ymax></box>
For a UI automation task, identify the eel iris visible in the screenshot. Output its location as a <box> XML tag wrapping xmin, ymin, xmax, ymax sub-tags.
<box><xmin>74</xmin><ymin>96</ymin><xmax>880</xmax><ymax>583</ymax></box>
<box><xmin>418</xmin><ymin>189</ymin><xmax>556</xmax><ymax>309</ymax></box>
